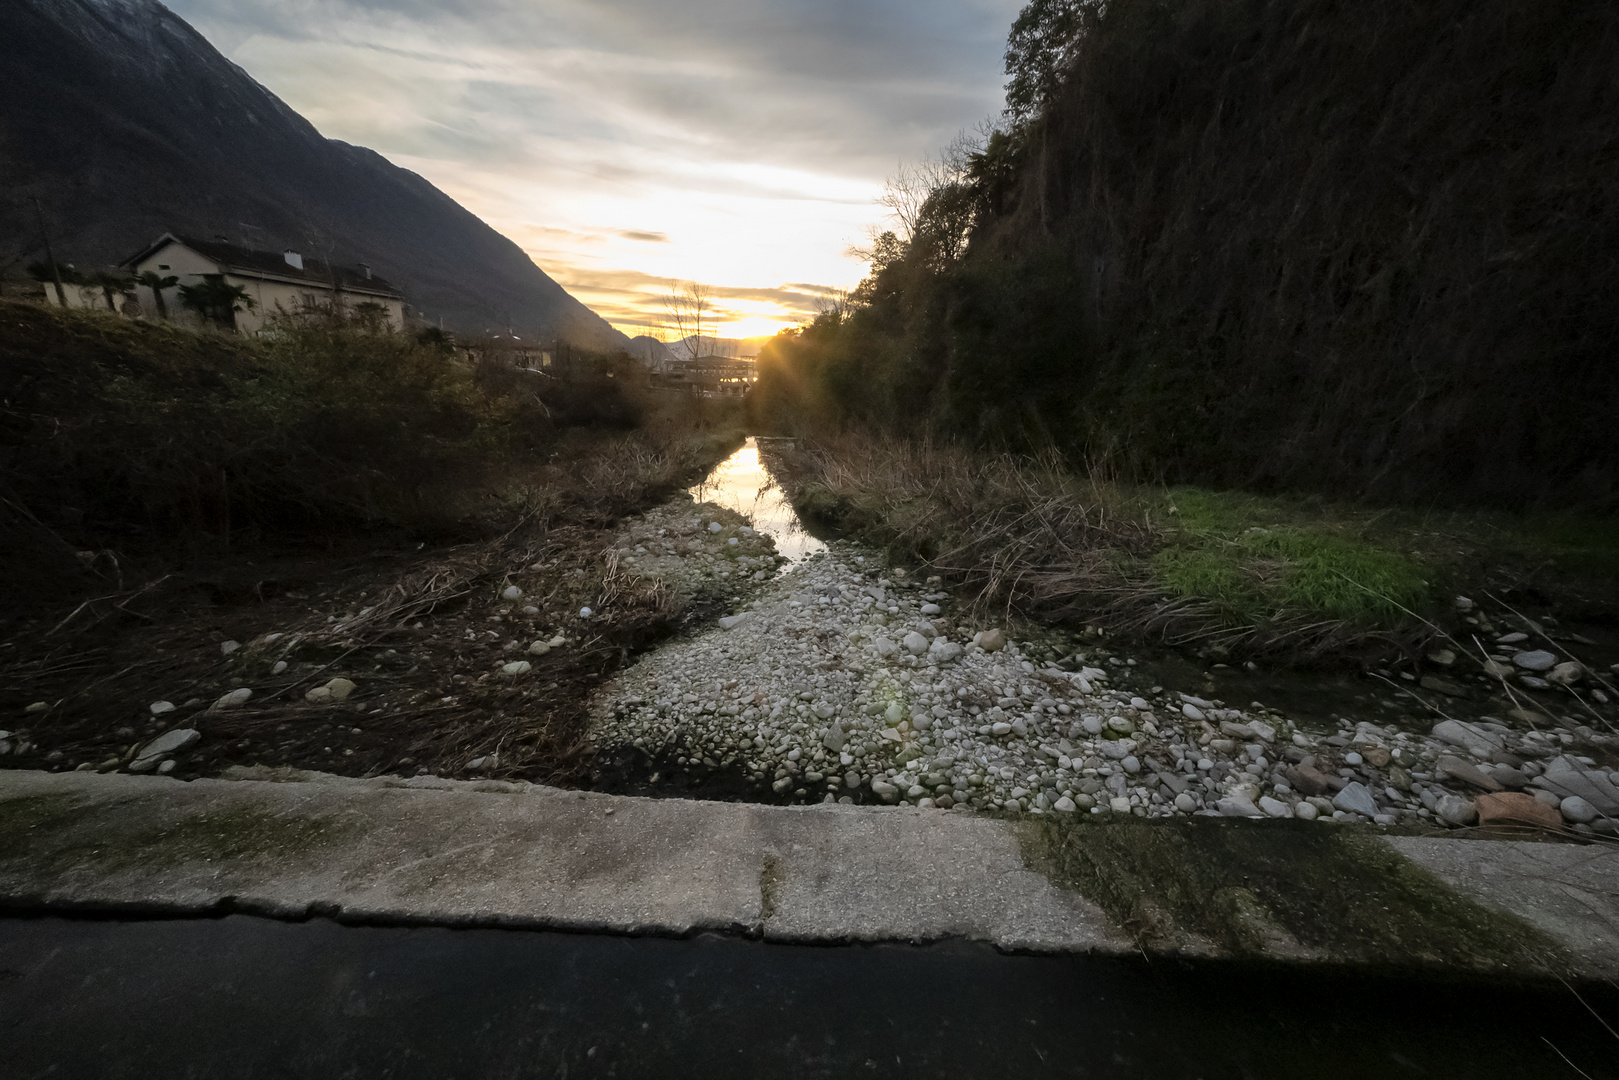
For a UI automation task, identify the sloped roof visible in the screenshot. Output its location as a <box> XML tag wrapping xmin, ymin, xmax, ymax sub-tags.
<box><xmin>122</xmin><ymin>233</ymin><xmax>404</xmax><ymax>299</ymax></box>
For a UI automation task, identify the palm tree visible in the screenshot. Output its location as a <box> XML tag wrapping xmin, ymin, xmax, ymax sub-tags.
<box><xmin>90</xmin><ymin>270</ymin><xmax>134</xmax><ymax>312</ymax></box>
<box><xmin>178</xmin><ymin>274</ymin><xmax>255</xmax><ymax>330</ymax></box>
<box><xmin>135</xmin><ymin>270</ymin><xmax>179</xmax><ymax>320</ymax></box>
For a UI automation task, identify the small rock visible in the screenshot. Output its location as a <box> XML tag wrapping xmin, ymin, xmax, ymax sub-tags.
<box><xmin>502</xmin><ymin>585</ymin><xmax>523</xmax><ymax>601</ymax></box>
<box><xmin>708</xmin><ymin>521</ymin><xmax>723</xmax><ymax>533</ymax></box>
<box><xmin>1430</xmin><ymin>719</ymin><xmax>1503</xmax><ymax>755</ymax></box>
<box><xmin>1106</xmin><ymin>716</ymin><xmax>1136</xmax><ymax>735</ymax></box>
<box><xmin>1173</xmin><ymin>792</ymin><xmax>1197</xmax><ymax>812</ymax></box>
<box><xmin>1545</xmin><ymin>661</ymin><xmax>1584</xmax><ymax>687</ymax></box>
<box><xmin>1331</xmin><ymin>781</ymin><xmax>1379</xmax><ymax>818</ymax></box>
<box><xmin>1496</xmin><ymin>632</ymin><xmax>1529</xmax><ymax>644</ymax></box>
<box><xmin>821</xmin><ymin>724</ymin><xmax>846</xmax><ymax>752</ymax></box>
<box><xmin>1054</xmin><ymin>796</ymin><xmax>1077</xmax><ymax>812</ymax></box>
<box><xmin>1217</xmin><ymin>794</ymin><xmax>1263</xmax><ymax>817</ymax></box>
<box><xmin>718</xmin><ymin>613</ymin><xmax>752</xmax><ymax>631</ymax></box>
<box><xmin>325</xmin><ymin>678</ymin><xmax>356</xmax><ymax>701</ymax></box>
<box><xmin>1559</xmin><ymin>796</ymin><xmax>1598</xmax><ymax>824</ymax></box>
<box><xmin>271</xmin><ymin>660</ymin><xmax>288</xmax><ymax>675</ymax></box>
<box><xmin>1419</xmin><ymin>675</ymin><xmax>1467</xmax><ymax>697</ymax></box>
<box><xmin>156</xmin><ymin>760</ymin><xmax>176</xmax><ymax>775</ymax></box>
<box><xmin>1109</xmin><ymin>796</ymin><xmax>1133</xmax><ymax>813</ymax></box>
<box><xmin>902</xmin><ymin>631</ymin><xmax>929</xmax><ymax>656</ymax></box>
<box><xmin>1258</xmin><ymin>796</ymin><xmax>1290</xmax><ymax>818</ymax></box>
<box><xmin>1121</xmin><ymin>755</ymin><xmax>1140</xmax><ymax>774</ymax></box>
<box><xmin>579</xmin><ymin>607</ymin><xmax>594</xmax><ymax>619</ymax></box>
<box><xmin>149</xmin><ymin>701</ymin><xmax>175</xmax><ymax>716</ymax></box>
<box><xmin>920</xmin><ymin>603</ymin><xmax>942</xmax><ymax>616</ymax></box>
<box><xmin>1284</xmin><ymin>764</ymin><xmax>1330</xmax><ymax>796</ymax></box>
<box><xmin>212</xmin><ymin>688</ymin><xmax>252</xmax><ymax>710</ymax></box>
<box><xmin>1220</xmin><ymin>720</ymin><xmax>1255</xmax><ymax>739</ymax></box>
<box><xmin>974</xmin><ymin>629</ymin><xmax>1007</xmax><ymax>653</ymax></box>
<box><xmin>1294</xmin><ymin>801</ymin><xmax>1319</xmax><ymax>821</ymax></box>
<box><xmin>527</xmin><ymin>641</ymin><xmax>552</xmax><ymax>656</ymax></box>
<box><xmin>25</xmin><ymin>702</ymin><xmax>48</xmax><ymax>714</ymax></box>
<box><xmin>1435</xmin><ymin>794</ymin><xmax>1477</xmax><ymax>827</ymax></box>
<box><xmin>129</xmin><ymin>728</ymin><xmax>201</xmax><ymax>772</ymax></box>
<box><xmin>1436</xmin><ymin>755</ymin><xmax>1504</xmax><ymax>792</ymax></box>
<box><xmin>874</xmin><ymin>637</ymin><xmax>898</xmax><ymax>659</ymax></box>
<box><xmin>502</xmin><ymin>661</ymin><xmax>532</xmax><ymax>676</ymax></box>
<box><xmin>220</xmin><ymin>640</ymin><xmax>240</xmax><ymax>656</ymax></box>
<box><xmin>1426</xmin><ymin>648</ymin><xmax>1456</xmax><ymax>667</ymax></box>
<box><xmin>1182</xmin><ymin>703</ymin><xmax>1206</xmax><ymax>722</ymax></box>
<box><xmin>871</xmin><ymin>780</ymin><xmax>900</xmax><ymax>803</ymax></box>
<box><xmin>1453</xmin><ymin>596</ymin><xmax>1475</xmax><ymax>612</ymax></box>
<box><xmin>1512</xmin><ymin>650</ymin><xmax>1557</xmax><ymax>672</ymax></box>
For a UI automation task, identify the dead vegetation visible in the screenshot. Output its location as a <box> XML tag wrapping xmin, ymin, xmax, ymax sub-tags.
<box><xmin>0</xmin><ymin>301</ymin><xmax>746</xmax><ymax>781</ymax></box>
<box><xmin>772</xmin><ymin>433</ymin><xmax>1443</xmax><ymax>662</ymax></box>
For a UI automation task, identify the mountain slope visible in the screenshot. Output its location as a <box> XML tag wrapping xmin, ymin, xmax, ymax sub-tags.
<box><xmin>0</xmin><ymin>0</ymin><xmax>626</xmax><ymax>349</ymax></box>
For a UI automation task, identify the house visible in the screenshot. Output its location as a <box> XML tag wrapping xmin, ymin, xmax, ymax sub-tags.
<box><xmin>117</xmin><ymin>233</ymin><xmax>406</xmax><ymax>333</ymax></box>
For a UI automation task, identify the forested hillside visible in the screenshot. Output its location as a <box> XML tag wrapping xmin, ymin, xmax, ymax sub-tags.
<box><xmin>751</xmin><ymin>0</ymin><xmax>1619</xmax><ymax>509</ymax></box>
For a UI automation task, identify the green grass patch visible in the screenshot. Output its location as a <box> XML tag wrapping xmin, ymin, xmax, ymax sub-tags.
<box><xmin>1148</xmin><ymin>487</ymin><xmax>1434</xmax><ymax>624</ymax></box>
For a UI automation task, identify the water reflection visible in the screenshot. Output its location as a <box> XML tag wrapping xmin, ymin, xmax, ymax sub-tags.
<box><xmin>687</xmin><ymin>437</ymin><xmax>827</xmax><ymax>563</ymax></box>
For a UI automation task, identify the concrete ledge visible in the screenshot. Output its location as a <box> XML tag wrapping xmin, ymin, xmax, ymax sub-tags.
<box><xmin>1</xmin><ymin>769</ymin><xmax>1615</xmax><ymax>978</ymax></box>
<box><xmin>0</xmin><ymin>769</ymin><xmax>1120</xmax><ymax>954</ymax></box>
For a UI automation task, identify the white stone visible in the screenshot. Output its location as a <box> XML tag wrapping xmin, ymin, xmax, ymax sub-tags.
<box><xmin>1294</xmin><ymin>801</ymin><xmax>1319</xmax><ymax>821</ymax></box>
<box><xmin>1258</xmin><ymin>796</ymin><xmax>1290</xmax><ymax>818</ymax></box>
<box><xmin>528</xmin><ymin>641</ymin><xmax>552</xmax><ymax>656</ymax></box>
<box><xmin>213</xmin><ymin>688</ymin><xmax>252</xmax><ymax>710</ymax></box>
<box><xmin>1436</xmin><ymin>794</ymin><xmax>1477</xmax><ymax>826</ymax></box>
<box><xmin>1109</xmin><ymin>796</ymin><xmax>1132</xmax><ymax>813</ymax></box>
<box><xmin>1173</xmin><ymin>793</ymin><xmax>1197</xmax><ymax>813</ymax></box>
<box><xmin>920</xmin><ymin>603</ymin><xmax>941</xmax><ymax>616</ymax></box>
<box><xmin>130</xmin><ymin>728</ymin><xmax>200</xmax><ymax>772</ymax></box>
<box><xmin>579</xmin><ymin>607</ymin><xmax>594</xmax><ymax>619</ymax></box>
<box><xmin>220</xmin><ymin>640</ymin><xmax>240</xmax><ymax>655</ymax></box>
<box><xmin>903</xmin><ymin>631</ymin><xmax>929</xmax><ymax>655</ymax></box>
<box><xmin>1512</xmin><ymin>650</ymin><xmax>1557</xmax><ymax>672</ymax></box>
<box><xmin>1560</xmin><ymin>795</ymin><xmax>1598</xmax><ymax>824</ymax></box>
<box><xmin>502</xmin><ymin>661</ymin><xmax>532</xmax><ymax>676</ymax></box>
<box><xmin>148</xmin><ymin>701</ymin><xmax>175</xmax><ymax>716</ymax></box>
<box><xmin>502</xmin><ymin>585</ymin><xmax>523</xmax><ymax>601</ymax></box>
<box><xmin>271</xmin><ymin>661</ymin><xmax>288</xmax><ymax>675</ymax></box>
<box><xmin>1332</xmin><ymin>782</ymin><xmax>1379</xmax><ymax>818</ymax></box>
<box><xmin>1182</xmin><ymin>703</ymin><xmax>1206</xmax><ymax>722</ymax></box>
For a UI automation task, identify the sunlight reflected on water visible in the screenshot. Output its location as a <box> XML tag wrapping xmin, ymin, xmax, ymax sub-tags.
<box><xmin>687</xmin><ymin>437</ymin><xmax>827</xmax><ymax>564</ymax></box>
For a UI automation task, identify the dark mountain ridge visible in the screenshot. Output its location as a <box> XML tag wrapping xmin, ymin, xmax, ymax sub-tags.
<box><xmin>1</xmin><ymin>0</ymin><xmax>626</xmax><ymax>349</ymax></box>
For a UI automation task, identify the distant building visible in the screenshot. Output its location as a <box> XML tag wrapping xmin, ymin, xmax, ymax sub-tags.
<box><xmin>114</xmin><ymin>233</ymin><xmax>406</xmax><ymax>333</ymax></box>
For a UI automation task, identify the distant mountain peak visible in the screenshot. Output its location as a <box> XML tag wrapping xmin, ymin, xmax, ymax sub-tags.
<box><xmin>3</xmin><ymin>0</ymin><xmax>627</xmax><ymax>349</ymax></box>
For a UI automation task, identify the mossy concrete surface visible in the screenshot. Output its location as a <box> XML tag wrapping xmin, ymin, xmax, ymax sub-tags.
<box><xmin>0</xmin><ymin>769</ymin><xmax>1614</xmax><ymax>979</ymax></box>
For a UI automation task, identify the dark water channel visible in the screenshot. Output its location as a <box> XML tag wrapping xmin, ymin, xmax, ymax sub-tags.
<box><xmin>1</xmin><ymin>915</ymin><xmax>1613</xmax><ymax>1079</ymax></box>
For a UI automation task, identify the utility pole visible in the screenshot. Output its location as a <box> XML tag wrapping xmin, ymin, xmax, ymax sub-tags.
<box><xmin>33</xmin><ymin>198</ymin><xmax>66</xmax><ymax>307</ymax></box>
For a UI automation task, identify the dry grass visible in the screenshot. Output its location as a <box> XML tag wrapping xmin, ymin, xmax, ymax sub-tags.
<box><xmin>771</xmin><ymin>432</ymin><xmax>1432</xmax><ymax>660</ymax></box>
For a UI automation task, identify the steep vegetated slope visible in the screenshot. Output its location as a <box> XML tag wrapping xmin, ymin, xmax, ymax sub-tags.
<box><xmin>752</xmin><ymin>0</ymin><xmax>1619</xmax><ymax>509</ymax></box>
<box><xmin>0</xmin><ymin>0</ymin><xmax>625</xmax><ymax>349</ymax></box>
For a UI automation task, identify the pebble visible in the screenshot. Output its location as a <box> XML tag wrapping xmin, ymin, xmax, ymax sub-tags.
<box><xmin>129</xmin><ymin>728</ymin><xmax>200</xmax><ymax>772</ymax></box>
<box><xmin>1331</xmin><ymin>782</ymin><xmax>1379</xmax><ymax>818</ymax></box>
<box><xmin>1435</xmin><ymin>794</ymin><xmax>1477</xmax><ymax>827</ymax></box>
<box><xmin>1511</xmin><ymin>650</ymin><xmax>1557</xmax><ymax>672</ymax></box>
<box><xmin>501</xmin><ymin>661</ymin><xmax>532</xmax><ymax>676</ymax></box>
<box><xmin>212</xmin><ymin>688</ymin><xmax>252</xmax><ymax>709</ymax></box>
<box><xmin>502</xmin><ymin>585</ymin><xmax>524</xmax><ymax>601</ymax></box>
<box><xmin>1559</xmin><ymin>795</ymin><xmax>1598</xmax><ymax>824</ymax></box>
<box><xmin>148</xmin><ymin>701</ymin><xmax>175</xmax><ymax>716</ymax></box>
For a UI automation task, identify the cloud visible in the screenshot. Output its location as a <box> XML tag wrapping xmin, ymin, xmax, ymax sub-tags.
<box><xmin>164</xmin><ymin>0</ymin><xmax>1024</xmax><ymax>333</ymax></box>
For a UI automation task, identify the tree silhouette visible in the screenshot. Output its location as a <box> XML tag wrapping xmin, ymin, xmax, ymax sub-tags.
<box><xmin>89</xmin><ymin>270</ymin><xmax>134</xmax><ymax>312</ymax></box>
<box><xmin>178</xmin><ymin>274</ymin><xmax>255</xmax><ymax>329</ymax></box>
<box><xmin>135</xmin><ymin>270</ymin><xmax>179</xmax><ymax>320</ymax></box>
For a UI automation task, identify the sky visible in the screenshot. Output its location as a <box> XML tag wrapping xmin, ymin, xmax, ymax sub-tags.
<box><xmin>163</xmin><ymin>0</ymin><xmax>1024</xmax><ymax>339</ymax></box>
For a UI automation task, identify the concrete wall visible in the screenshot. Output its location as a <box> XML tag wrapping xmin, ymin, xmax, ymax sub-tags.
<box><xmin>130</xmin><ymin>242</ymin><xmax>405</xmax><ymax>333</ymax></box>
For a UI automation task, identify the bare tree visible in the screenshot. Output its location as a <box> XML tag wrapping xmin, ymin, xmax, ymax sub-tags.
<box><xmin>663</xmin><ymin>279</ymin><xmax>710</xmax><ymax>361</ymax></box>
